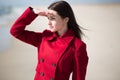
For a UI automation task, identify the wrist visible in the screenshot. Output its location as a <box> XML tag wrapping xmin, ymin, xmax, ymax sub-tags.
<box><xmin>32</xmin><ymin>8</ymin><xmax>38</xmax><ymax>15</ymax></box>
<box><xmin>29</xmin><ymin>7</ymin><xmax>38</xmax><ymax>15</ymax></box>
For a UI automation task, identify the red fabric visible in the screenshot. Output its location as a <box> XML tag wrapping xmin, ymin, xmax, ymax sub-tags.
<box><xmin>10</xmin><ymin>7</ymin><xmax>89</xmax><ymax>80</ymax></box>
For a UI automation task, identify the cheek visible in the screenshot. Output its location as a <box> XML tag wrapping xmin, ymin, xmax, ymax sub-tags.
<box><xmin>51</xmin><ymin>21</ymin><xmax>58</xmax><ymax>28</ymax></box>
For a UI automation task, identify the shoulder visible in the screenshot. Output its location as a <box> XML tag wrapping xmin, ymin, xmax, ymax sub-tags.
<box><xmin>74</xmin><ymin>37</ymin><xmax>86</xmax><ymax>50</ymax></box>
<box><xmin>73</xmin><ymin>37</ymin><xmax>88</xmax><ymax>58</ymax></box>
<box><xmin>42</xmin><ymin>29</ymin><xmax>53</xmax><ymax>38</ymax></box>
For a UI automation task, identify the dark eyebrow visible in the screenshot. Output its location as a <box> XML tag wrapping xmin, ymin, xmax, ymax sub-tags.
<box><xmin>47</xmin><ymin>14</ymin><xmax>55</xmax><ymax>18</ymax></box>
<box><xmin>47</xmin><ymin>12</ymin><xmax>56</xmax><ymax>16</ymax></box>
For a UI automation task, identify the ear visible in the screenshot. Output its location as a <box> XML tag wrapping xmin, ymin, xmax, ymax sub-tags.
<box><xmin>64</xmin><ymin>17</ymin><xmax>69</xmax><ymax>23</ymax></box>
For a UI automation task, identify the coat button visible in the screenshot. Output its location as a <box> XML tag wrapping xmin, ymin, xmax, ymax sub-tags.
<box><xmin>50</xmin><ymin>78</ymin><xmax>54</xmax><ymax>80</ymax></box>
<box><xmin>40</xmin><ymin>58</ymin><xmax>44</xmax><ymax>63</ymax></box>
<box><xmin>52</xmin><ymin>63</ymin><xmax>56</xmax><ymax>67</ymax></box>
<box><xmin>40</xmin><ymin>72</ymin><xmax>44</xmax><ymax>76</ymax></box>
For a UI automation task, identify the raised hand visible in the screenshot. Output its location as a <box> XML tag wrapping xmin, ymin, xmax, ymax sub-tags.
<box><xmin>33</xmin><ymin>8</ymin><xmax>48</xmax><ymax>16</ymax></box>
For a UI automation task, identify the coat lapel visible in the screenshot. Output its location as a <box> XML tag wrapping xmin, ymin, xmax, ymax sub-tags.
<box><xmin>39</xmin><ymin>29</ymin><xmax>75</xmax><ymax>66</ymax></box>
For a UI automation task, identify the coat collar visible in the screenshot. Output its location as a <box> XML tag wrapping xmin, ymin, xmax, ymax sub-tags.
<box><xmin>47</xmin><ymin>29</ymin><xmax>75</xmax><ymax>44</ymax></box>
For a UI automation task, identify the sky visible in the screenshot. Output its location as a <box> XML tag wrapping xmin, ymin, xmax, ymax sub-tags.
<box><xmin>0</xmin><ymin>0</ymin><xmax>120</xmax><ymax>6</ymax></box>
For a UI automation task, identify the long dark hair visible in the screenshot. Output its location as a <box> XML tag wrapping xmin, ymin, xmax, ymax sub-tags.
<box><xmin>48</xmin><ymin>0</ymin><xmax>83</xmax><ymax>39</ymax></box>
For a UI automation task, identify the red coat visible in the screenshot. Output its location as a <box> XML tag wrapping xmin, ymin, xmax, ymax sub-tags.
<box><xmin>10</xmin><ymin>7</ymin><xmax>88</xmax><ymax>80</ymax></box>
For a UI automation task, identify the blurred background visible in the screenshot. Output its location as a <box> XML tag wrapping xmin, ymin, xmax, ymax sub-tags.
<box><xmin>0</xmin><ymin>0</ymin><xmax>120</xmax><ymax>80</ymax></box>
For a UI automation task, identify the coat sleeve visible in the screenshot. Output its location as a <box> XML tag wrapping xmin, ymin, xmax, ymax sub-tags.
<box><xmin>72</xmin><ymin>42</ymin><xmax>89</xmax><ymax>80</ymax></box>
<box><xmin>10</xmin><ymin>7</ymin><xmax>42</xmax><ymax>47</ymax></box>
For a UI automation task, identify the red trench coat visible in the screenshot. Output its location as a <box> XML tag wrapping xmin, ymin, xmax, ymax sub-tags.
<box><xmin>10</xmin><ymin>7</ymin><xmax>89</xmax><ymax>80</ymax></box>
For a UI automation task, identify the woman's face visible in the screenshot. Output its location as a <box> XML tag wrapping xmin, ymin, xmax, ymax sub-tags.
<box><xmin>47</xmin><ymin>10</ymin><xmax>68</xmax><ymax>33</ymax></box>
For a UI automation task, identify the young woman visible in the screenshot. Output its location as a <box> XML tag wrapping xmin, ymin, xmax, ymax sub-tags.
<box><xmin>10</xmin><ymin>1</ymin><xmax>88</xmax><ymax>80</ymax></box>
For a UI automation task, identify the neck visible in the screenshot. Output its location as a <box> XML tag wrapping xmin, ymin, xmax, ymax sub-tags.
<box><xmin>57</xmin><ymin>26</ymin><xmax>68</xmax><ymax>36</ymax></box>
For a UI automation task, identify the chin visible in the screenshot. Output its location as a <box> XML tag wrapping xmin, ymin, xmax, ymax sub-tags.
<box><xmin>50</xmin><ymin>29</ymin><xmax>56</xmax><ymax>32</ymax></box>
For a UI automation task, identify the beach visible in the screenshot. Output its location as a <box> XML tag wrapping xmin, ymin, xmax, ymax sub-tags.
<box><xmin>0</xmin><ymin>4</ymin><xmax>120</xmax><ymax>80</ymax></box>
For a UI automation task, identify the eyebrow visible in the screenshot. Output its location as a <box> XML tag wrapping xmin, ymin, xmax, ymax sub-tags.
<box><xmin>47</xmin><ymin>14</ymin><xmax>56</xmax><ymax>18</ymax></box>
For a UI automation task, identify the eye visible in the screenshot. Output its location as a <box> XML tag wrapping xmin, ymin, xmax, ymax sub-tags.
<box><xmin>48</xmin><ymin>17</ymin><xmax>55</xmax><ymax>20</ymax></box>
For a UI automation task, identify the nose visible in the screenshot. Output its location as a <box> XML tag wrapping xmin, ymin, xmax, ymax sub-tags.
<box><xmin>48</xmin><ymin>20</ymin><xmax>52</xmax><ymax>26</ymax></box>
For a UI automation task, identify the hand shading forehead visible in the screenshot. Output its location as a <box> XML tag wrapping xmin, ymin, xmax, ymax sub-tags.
<box><xmin>47</xmin><ymin>10</ymin><xmax>58</xmax><ymax>16</ymax></box>
<box><xmin>47</xmin><ymin>14</ymin><xmax>55</xmax><ymax>19</ymax></box>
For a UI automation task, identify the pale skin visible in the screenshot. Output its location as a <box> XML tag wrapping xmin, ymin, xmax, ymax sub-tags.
<box><xmin>33</xmin><ymin>8</ymin><xmax>69</xmax><ymax>36</ymax></box>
